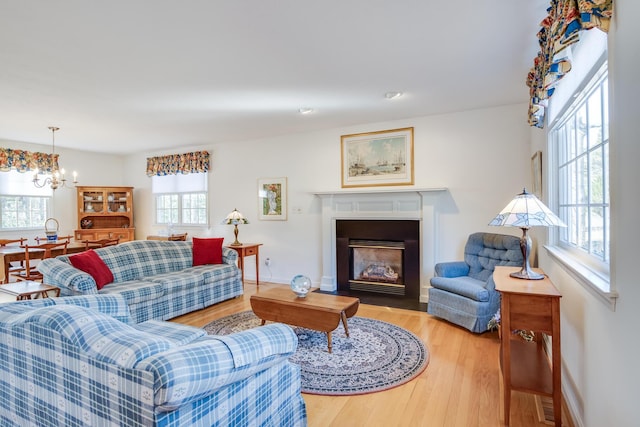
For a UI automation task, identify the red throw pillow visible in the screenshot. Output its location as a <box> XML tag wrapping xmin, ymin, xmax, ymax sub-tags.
<box><xmin>69</xmin><ymin>250</ymin><xmax>114</xmax><ymax>290</ymax></box>
<box><xmin>192</xmin><ymin>237</ymin><xmax>224</xmax><ymax>266</ymax></box>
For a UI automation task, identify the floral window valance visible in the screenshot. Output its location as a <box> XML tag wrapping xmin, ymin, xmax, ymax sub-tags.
<box><xmin>527</xmin><ymin>0</ymin><xmax>613</xmax><ymax>128</ymax></box>
<box><xmin>0</xmin><ymin>147</ymin><xmax>59</xmax><ymax>173</ymax></box>
<box><xmin>146</xmin><ymin>150</ymin><xmax>210</xmax><ymax>176</ymax></box>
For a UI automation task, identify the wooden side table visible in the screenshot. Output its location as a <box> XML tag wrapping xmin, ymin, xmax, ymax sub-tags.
<box><xmin>226</xmin><ymin>243</ymin><xmax>263</xmax><ymax>287</ymax></box>
<box><xmin>0</xmin><ymin>281</ymin><xmax>61</xmax><ymax>300</ymax></box>
<box><xmin>494</xmin><ymin>266</ymin><xmax>562</xmax><ymax>427</ymax></box>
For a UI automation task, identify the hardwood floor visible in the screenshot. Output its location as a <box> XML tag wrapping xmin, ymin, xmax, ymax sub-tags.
<box><xmin>172</xmin><ymin>282</ymin><xmax>574</xmax><ymax>427</ymax></box>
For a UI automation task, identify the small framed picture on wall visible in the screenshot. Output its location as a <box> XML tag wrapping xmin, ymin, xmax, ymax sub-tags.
<box><xmin>258</xmin><ymin>177</ymin><xmax>287</xmax><ymax>220</ymax></box>
<box><xmin>531</xmin><ymin>151</ymin><xmax>542</xmax><ymax>197</ymax></box>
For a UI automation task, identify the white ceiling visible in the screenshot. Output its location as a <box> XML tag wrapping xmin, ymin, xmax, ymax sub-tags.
<box><xmin>0</xmin><ymin>1</ymin><xmax>548</xmax><ymax>155</ymax></box>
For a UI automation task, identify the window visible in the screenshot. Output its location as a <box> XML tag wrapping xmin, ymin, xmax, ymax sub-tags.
<box><xmin>152</xmin><ymin>173</ymin><xmax>208</xmax><ymax>226</ymax></box>
<box><xmin>549</xmin><ymin>62</ymin><xmax>610</xmax><ymax>286</ymax></box>
<box><xmin>0</xmin><ymin>170</ymin><xmax>52</xmax><ymax>230</ymax></box>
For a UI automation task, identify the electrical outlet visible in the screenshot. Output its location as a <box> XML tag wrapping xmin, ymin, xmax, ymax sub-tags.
<box><xmin>265</xmin><ymin>258</ymin><xmax>271</xmax><ymax>266</ymax></box>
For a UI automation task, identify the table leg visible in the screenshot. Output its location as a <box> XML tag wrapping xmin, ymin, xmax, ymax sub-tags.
<box><xmin>255</xmin><ymin>251</ymin><xmax>260</xmax><ymax>287</ymax></box>
<box><xmin>237</xmin><ymin>252</ymin><xmax>245</xmax><ymax>284</ymax></box>
<box><xmin>341</xmin><ymin>311</ymin><xmax>350</xmax><ymax>337</ymax></box>
<box><xmin>326</xmin><ymin>332</ymin><xmax>332</xmax><ymax>353</ymax></box>
<box><xmin>2</xmin><ymin>257</ymin><xmax>9</xmax><ymax>284</ymax></box>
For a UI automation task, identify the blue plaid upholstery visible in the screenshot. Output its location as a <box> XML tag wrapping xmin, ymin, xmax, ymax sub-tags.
<box><xmin>38</xmin><ymin>241</ymin><xmax>243</xmax><ymax>323</ymax></box>
<box><xmin>0</xmin><ymin>295</ymin><xmax>307</xmax><ymax>427</ymax></box>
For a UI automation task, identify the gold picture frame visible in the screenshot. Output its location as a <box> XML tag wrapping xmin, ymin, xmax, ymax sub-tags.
<box><xmin>341</xmin><ymin>127</ymin><xmax>414</xmax><ymax>188</ymax></box>
<box><xmin>258</xmin><ymin>177</ymin><xmax>287</xmax><ymax>220</ymax></box>
<box><xmin>531</xmin><ymin>151</ymin><xmax>542</xmax><ymax>197</ymax></box>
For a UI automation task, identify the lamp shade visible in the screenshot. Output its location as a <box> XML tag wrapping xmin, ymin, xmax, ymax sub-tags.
<box><xmin>489</xmin><ymin>188</ymin><xmax>565</xmax><ymax>280</ymax></box>
<box><xmin>488</xmin><ymin>188</ymin><xmax>565</xmax><ymax>228</ymax></box>
<box><xmin>223</xmin><ymin>208</ymin><xmax>248</xmax><ymax>246</ymax></box>
<box><xmin>223</xmin><ymin>208</ymin><xmax>249</xmax><ymax>225</ymax></box>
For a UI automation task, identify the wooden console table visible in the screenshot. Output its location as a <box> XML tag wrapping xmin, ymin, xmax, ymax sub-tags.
<box><xmin>226</xmin><ymin>243</ymin><xmax>263</xmax><ymax>287</ymax></box>
<box><xmin>494</xmin><ymin>266</ymin><xmax>562</xmax><ymax>427</ymax></box>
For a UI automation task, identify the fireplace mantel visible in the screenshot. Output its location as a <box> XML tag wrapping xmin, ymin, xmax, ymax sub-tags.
<box><xmin>314</xmin><ymin>187</ymin><xmax>448</xmax><ymax>303</ymax></box>
<box><xmin>313</xmin><ymin>187</ymin><xmax>447</xmax><ymax>197</ymax></box>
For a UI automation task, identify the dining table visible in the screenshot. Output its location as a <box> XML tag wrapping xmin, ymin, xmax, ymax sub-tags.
<box><xmin>0</xmin><ymin>241</ymin><xmax>90</xmax><ymax>284</ymax></box>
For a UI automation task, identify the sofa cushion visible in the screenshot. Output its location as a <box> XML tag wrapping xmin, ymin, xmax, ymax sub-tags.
<box><xmin>99</xmin><ymin>281</ymin><xmax>165</xmax><ymax>304</ymax></box>
<box><xmin>133</xmin><ymin>320</ymin><xmax>206</xmax><ymax>346</ymax></box>
<box><xmin>192</xmin><ymin>237</ymin><xmax>224</xmax><ymax>266</ymax></box>
<box><xmin>96</xmin><ymin>240</ymin><xmax>193</xmax><ymax>282</ymax></box>
<box><xmin>69</xmin><ymin>250</ymin><xmax>114</xmax><ymax>290</ymax></box>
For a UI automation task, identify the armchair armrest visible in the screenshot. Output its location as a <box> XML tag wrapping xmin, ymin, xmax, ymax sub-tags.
<box><xmin>138</xmin><ymin>323</ymin><xmax>298</xmax><ymax>411</ymax></box>
<box><xmin>434</xmin><ymin>261</ymin><xmax>470</xmax><ymax>278</ymax></box>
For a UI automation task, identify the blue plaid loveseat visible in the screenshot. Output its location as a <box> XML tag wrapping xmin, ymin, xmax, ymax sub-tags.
<box><xmin>0</xmin><ymin>295</ymin><xmax>307</xmax><ymax>427</ymax></box>
<box><xmin>37</xmin><ymin>240</ymin><xmax>243</xmax><ymax>323</ymax></box>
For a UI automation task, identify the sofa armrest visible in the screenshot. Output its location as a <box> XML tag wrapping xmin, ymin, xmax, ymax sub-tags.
<box><xmin>434</xmin><ymin>261</ymin><xmax>470</xmax><ymax>278</ymax></box>
<box><xmin>222</xmin><ymin>246</ymin><xmax>238</xmax><ymax>265</ymax></box>
<box><xmin>137</xmin><ymin>323</ymin><xmax>298</xmax><ymax>411</ymax></box>
<box><xmin>38</xmin><ymin>258</ymin><xmax>99</xmax><ymax>294</ymax></box>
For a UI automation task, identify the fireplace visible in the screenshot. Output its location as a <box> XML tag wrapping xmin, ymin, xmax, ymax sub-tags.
<box><xmin>336</xmin><ymin>220</ymin><xmax>420</xmax><ymax>300</ymax></box>
<box><xmin>314</xmin><ymin>187</ymin><xmax>447</xmax><ymax>304</ymax></box>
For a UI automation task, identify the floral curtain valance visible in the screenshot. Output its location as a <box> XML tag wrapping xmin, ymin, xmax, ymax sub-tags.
<box><xmin>0</xmin><ymin>147</ymin><xmax>59</xmax><ymax>173</ymax></box>
<box><xmin>527</xmin><ymin>0</ymin><xmax>613</xmax><ymax>128</ymax></box>
<box><xmin>145</xmin><ymin>150</ymin><xmax>210</xmax><ymax>176</ymax></box>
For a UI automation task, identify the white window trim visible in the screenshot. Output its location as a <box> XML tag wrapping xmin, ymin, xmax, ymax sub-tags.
<box><xmin>544</xmin><ymin>244</ymin><xmax>617</xmax><ymax>310</ymax></box>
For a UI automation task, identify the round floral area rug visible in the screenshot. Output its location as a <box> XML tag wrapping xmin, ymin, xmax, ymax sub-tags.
<box><xmin>203</xmin><ymin>311</ymin><xmax>429</xmax><ymax>395</ymax></box>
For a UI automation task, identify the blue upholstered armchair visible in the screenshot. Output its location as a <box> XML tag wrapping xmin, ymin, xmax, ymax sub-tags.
<box><xmin>427</xmin><ymin>232</ymin><xmax>524</xmax><ymax>333</ymax></box>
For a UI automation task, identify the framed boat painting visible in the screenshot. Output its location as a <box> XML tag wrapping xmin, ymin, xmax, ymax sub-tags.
<box><xmin>341</xmin><ymin>127</ymin><xmax>414</xmax><ymax>188</ymax></box>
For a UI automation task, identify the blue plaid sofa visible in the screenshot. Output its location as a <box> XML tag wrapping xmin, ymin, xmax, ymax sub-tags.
<box><xmin>0</xmin><ymin>295</ymin><xmax>307</xmax><ymax>427</ymax></box>
<box><xmin>37</xmin><ymin>240</ymin><xmax>243</xmax><ymax>323</ymax></box>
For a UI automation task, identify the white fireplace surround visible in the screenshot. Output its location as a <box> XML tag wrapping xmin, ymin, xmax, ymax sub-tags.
<box><xmin>314</xmin><ymin>188</ymin><xmax>447</xmax><ymax>303</ymax></box>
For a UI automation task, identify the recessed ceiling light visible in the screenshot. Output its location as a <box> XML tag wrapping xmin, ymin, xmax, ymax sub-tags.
<box><xmin>298</xmin><ymin>108</ymin><xmax>314</xmax><ymax>114</ymax></box>
<box><xmin>384</xmin><ymin>91</ymin><xmax>403</xmax><ymax>100</ymax></box>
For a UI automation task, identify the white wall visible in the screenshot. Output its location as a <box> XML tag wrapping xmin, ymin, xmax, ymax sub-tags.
<box><xmin>0</xmin><ymin>139</ymin><xmax>126</xmax><ymax>240</ymax></box>
<box><xmin>537</xmin><ymin>2</ymin><xmax>639</xmax><ymax>426</ymax></box>
<box><xmin>123</xmin><ymin>104</ymin><xmax>530</xmax><ymax>285</ymax></box>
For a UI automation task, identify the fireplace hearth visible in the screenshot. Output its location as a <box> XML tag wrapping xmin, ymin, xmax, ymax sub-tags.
<box><xmin>336</xmin><ymin>219</ymin><xmax>420</xmax><ymax>301</ymax></box>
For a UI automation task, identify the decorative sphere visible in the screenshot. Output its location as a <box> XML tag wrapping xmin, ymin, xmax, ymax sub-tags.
<box><xmin>290</xmin><ymin>274</ymin><xmax>312</xmax><ymax>298</ymax></box>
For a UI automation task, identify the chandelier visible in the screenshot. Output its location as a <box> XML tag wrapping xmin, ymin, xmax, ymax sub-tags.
<box><xmin>33</xmin><ymin>126</ymin><xmax>78</xmax><ymax>190</ymax></box>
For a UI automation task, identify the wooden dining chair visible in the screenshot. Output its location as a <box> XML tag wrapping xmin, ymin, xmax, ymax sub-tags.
<box><xmin>11</xmin><ymin>241</ymin><xmax>69</xmax><ymax>282</ymax></box>
<box><xmin>0</xmin><ymin>238</ymin><xmax>27</xmax><ymax>247</ymax></box>
<box><xmin>168</xmin><ymin>233</ymin><xmax>188</xmax><ymax>241</ymax></box>
<box><xmin>82</xmin><ymin>238</ymin><xmax>120</xmax><ymax>250</ymax></box>
<box><xmin>0</xmin><ymin>238</ymin><xmax>28</xmax><ymax>282</ymax></box>
<box><xmin>34</xmin><ymin>235</ymin><xmax>73</xmax><ymax>244</ymax></box>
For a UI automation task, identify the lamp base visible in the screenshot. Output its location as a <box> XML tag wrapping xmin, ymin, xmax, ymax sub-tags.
<box><xmin>229</xmin><ymin>224</ymin><xmax>242</xmax><ymax>246</ymax></box>
<box><xmin>509</xmin><ymin>268</ymin><xmax>544</xmax><ymax>280</ymax></box>
<box><xmin>511</xmin><ymin>227</ymin><xmax>545</xmax><ymax>280</ymax></box>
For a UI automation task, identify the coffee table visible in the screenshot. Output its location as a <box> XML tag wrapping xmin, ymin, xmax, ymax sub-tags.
<box><xmin>0</xmin><ymin>281</ymin><xmax>61</xmax><ymax>300</ymax></box>
<box><xmin>250</xmin><ymin>287</ymin><xmax>359</xmax><ymax>353</ymax></box>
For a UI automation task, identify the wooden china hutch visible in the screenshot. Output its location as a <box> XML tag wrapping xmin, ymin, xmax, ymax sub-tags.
<box><xmin>74</xmin><ymin>186</ymin><xmax>135</xmax><ymax>242</ymax></box>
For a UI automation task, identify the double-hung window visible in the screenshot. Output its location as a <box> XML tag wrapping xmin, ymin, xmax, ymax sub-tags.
<box><xmin>552</xmin><ymin>66</ymin><xmax>609</xmax><ymax>267</ymax></box>
<box><xmin>0</xmin><ymin>170</ymin><xmax>52</xmax><ymax>230</ymax></box>
<box><xmin>152</xmin><ymin>173</ymin><xmax>208</xmax><ymax>227</ymax></box>
<box><xmin>548</xmin><ymin>53</ymin><xmax>612</xmax><ymax>303</ymax></box>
